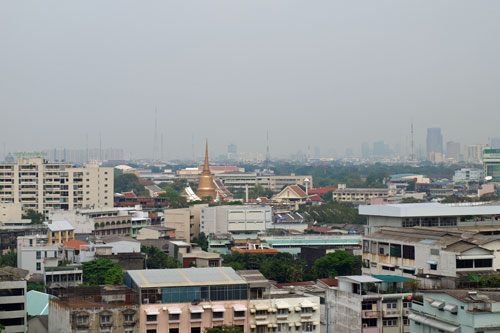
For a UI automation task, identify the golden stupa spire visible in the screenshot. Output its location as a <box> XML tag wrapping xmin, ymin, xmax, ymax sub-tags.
<box><xmin>196</xmin><ymin>139</ymin><xmax>216</xmax><ymax>200</ymax></box>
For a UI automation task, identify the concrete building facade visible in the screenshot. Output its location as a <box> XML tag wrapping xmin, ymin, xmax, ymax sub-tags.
<box><xmin>163</xmin><ymin>204</ymin><xmax>207</xmax><ymax>241</ymax></box>
<box><xmin>0</xmin><ymin>158</ymin><xmax>113</xmax><ymax>214</ymax></box>
<box><xmin>0</xmin><ymin>271</ymin><xmax>27</xmax><ymax>333</ymax></box>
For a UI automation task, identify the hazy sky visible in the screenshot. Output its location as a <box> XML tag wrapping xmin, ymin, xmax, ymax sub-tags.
<box><xmin>2</xmin><ymin>1</ymin><xmax>500</xmax><ymax>159</ymax></box>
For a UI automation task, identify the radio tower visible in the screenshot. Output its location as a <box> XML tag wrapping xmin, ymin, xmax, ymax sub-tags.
<box><xmin>265</xmin><ymin>130</ymin><xmax>271</xmax><ymax>169</ymax></box>
<box><xmin>153</xmin><ymin>108</ymin><xmax>159</xmax><ymax>160</ymax></box>
<box><xmin>410</xmin><ymin>121</ymin><xmax>415</xmax><ymax>161</ymax></box>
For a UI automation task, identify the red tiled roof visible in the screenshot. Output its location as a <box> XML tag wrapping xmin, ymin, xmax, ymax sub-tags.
<box><xmin>123</xmin><ymin>191</ymin><xmax>137</xmax><ymax>198</ymax></box>
<box><xmin>63</xmin><ymin>240</ymin><xmax>88</xmax><ymax>251</ymax></box>
<box><xmin>308</xmin><ymin>187</ymin><xmax>337</xmax><ymax>195</ymax></box>
<box><xmin>274</xmin><ymin>281</ymin><xmax>315</xmax><ymax>288</ymax></box>
<box><xmin>290</xmin><ymin>185</ymin><xmax>307</xmax><ymax>198</ymax></box>
<box><xmin>318</xmin><ymin>278</ymin><xmax>339</xmax><ymax>287</ymax></box>
<box><xmin>139</xmin><ymin>179</ymin><xmax>153</xmax><ymax>185</ymax></box>
<box><xmin>308</xmin><ymin>194</ymin><xmax>323</xmax><ymax>202</ymax></box>
<box><xmin>231</xmin><ymin>247</ymin><xmax>279</xmax><ymax>255</ymax></box>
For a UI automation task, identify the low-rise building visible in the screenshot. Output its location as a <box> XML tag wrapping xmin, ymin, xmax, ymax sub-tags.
<box><xmin>453</xmin><ymin>168</ymin><xmax>484</xmax><ymax>183</ymax></box>
<box><xmin>359</xmin><ymin>202</ymin><xmax>500</xmax><ymax>235</ymax></box>
<box><xmin>332</xmin><ymin>185</ymin><xmax>389</xmax><ymax>204</ymax></box>
<box><xmin>200</xmin><ymin>205</ymin><xmax>272</xmax><ymax>238</ymax></box>
<box><xmin>410</xmin><ymin>289</ymin><xmax>500</xmax><ymax>333</ymax></box>
<box><xmin>260</xmin><ymin>234</ymin><xmax>362</xmax><ymax>256</ymax></box>
<box><xmin>362</xmin><ymin>227</ymin><xmax>500</xmax><ymax>288</ymax></box>
<box><xmin>124</xmin><ymin>267</ymin><xmax>249</xmax><ymax>333</ymax></box>
<box><xmin>136</xmin><ymin>226</ymin><xmax>176</xmax><ymax>240</ymax></box>
<box><xmin>164</xmin><ymin>204</ymin><xmax>207</xmax><ymax>241</ymax></box>
<box><xmin>44</xmin><ymin>221</ymin><xmax>75</xmax><ymax>244</ymax></box>
<box><xmin>0</xmin><ymin>270</ymin><xmax>27</xmax><ymax>333</ymax></box>
<box><xmin>48</xmin><ymin>285</ymin><xmax>140</xmax><ymax>333</ymax></box>
<box><xmin>324</xmin><ymin>275</ymin><xmax>412</xmax><ymax>333</ymax></box>
<box><xmin>168</xmin><ymin>241</ymin><xmax>222</xmax><ymax>268</ymax></box>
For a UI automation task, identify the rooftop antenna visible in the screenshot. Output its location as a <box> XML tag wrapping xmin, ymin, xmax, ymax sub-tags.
<box><xmin>153</xmin><ymin>108</ymin><xmax>159</xmax><ymax>160</ymax></box>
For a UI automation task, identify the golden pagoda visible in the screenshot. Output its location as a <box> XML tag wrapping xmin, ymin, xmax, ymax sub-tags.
<box><xmin>196</xmin><ymin>140</ymin><xmax>216</xmax><ymax>200</ymax></box>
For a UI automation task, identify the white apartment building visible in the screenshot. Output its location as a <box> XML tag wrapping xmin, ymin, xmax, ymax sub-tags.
<box><xmin>248</xmin><ymin>293</ymin><xmax>321</xmax><ymax>333</ymax></box>
<box><xmin>453</xmin><ymin>168</ymin><xmax>483</xmax><ymax>183</ymax></box>
<box><xmin>0</xmin><ymin>158</ymin><xmax>113</xmax><ymax>214</ymax></box>
<box><xmin>200</xmin><ymin>205</ymin><xmax>272</xmax><ymax>237</ymax></box>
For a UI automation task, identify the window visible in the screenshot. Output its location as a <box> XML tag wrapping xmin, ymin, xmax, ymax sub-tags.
<box><xmin>146</xmin><ymin>314</ymin><xmax>157</xmax><ymax>323</ymax></box>
<box><xmin>403</xmin><ymin>301</ymin><xmax>411</xmax><ymax>308</ymax></box>
<box><xmin>403</xmin><ymin>318</ymin><xmax>410</xmax><ymax>326</ymax></box>
<box><xmin>475</xmin><ymin>259</ymin><xmax>493</xmax><ymax>268</ymax></box>
<box><xmin>301</xmin><ymin>307</ymin><xmax>313</xmax><ymax>314</ymax></box>
<box><xmin>276</xmin><ymin>308</ymin><xmax>289</xmax><ymax>316</ymax></box>
<box><xmin>383</xmin><ymin>300</ymin><xmax>397</xmax><ymax>309</ymax></box>
<box><xmin>36</xmin><ymin>251</ymin><xmax>41</xmax><ymax>259</ymax></box>
<box><xmin>123</xmin><ymin>313</ymin><xmax>134</xmax><ymax>322</ymax></box>
<box><xmin>430</xmin><ymin>264</ymin><xmax>437</xmax><ymax>270</ymax></box>
<box><xmin>212</xmin><ymin>311</ymin><xmax>224</xmax><ymax>319</ymax></box>
<box><xmin>76</xmin><ymin>315</ymin><xmax>89</xmax><ymax>325</ymax></box>
<box><xmin>277</xmin><ymin>323</ymin><xmax>289</xmax><ymax>332</ymax></box>
<box><xmin>403</xmin><ymin>245</ymin><xmax>415</xmax><ymax>259</ymax></box>
<box><xmin>190</xmin><ymin>312</ymin><xmax>202</xmax><ymax>320</ymax></box>
<box><xmin>100</xmin><ymin>314</ymin><xmax>112</xmax><ymax>325</ymax></box>
<box><xmin>383</xmin><ymin>319</ymin><xmax>398</xmax><ymax>326</ymax></box>
<box><xmin>146</xmin><ymin>330</ymin><xmax>157</xmax><ymax>333</ymax></box>
<box><xmin>430</xmin><ymin>248</ymin><xmax>440</xmax><ymax>256</ymax></box>
<box><xmin>456</xmin><ymin>259</ymin><xmax>474</xmax><ymax>269</ymax></box>
<box><xmin>191</xmin><ymin>328</ymin><xmax>201</xmax><ymax>333</ymax></box>
<box><xmin>362</xmin><ymin>300</ymin><xmax>376</xmax><ymax>310</ymax></box>
<box><xmin>302</xmin><ymin>322</ymin><xmax>314</xmax><ymax>332</ymax></box>
<box><xmin>234</xmin><ymin>310</ymin><xmax>245</xmax><ymax>318</ymax></box>
<box><xmin>169</xmin><ymin>329</ymin><xmax>179</xmax><ymax>333</ymax></box>
<box><xmin>36</xmin><ymin>263</ymin><xmax>41</xmax><ymax>271</ymax></box>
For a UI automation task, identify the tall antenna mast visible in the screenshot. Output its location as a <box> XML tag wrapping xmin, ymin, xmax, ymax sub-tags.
<box><xmin>153</xmin><ymin>108</ymin><xmax>158</xmax><ymax>160</ymax></box>
<box><xmin>410</xmin><ymin>121</ymin><xmax>415</xmax><ymax>161</ymax></box>
<box><xmin>99</xmin><ymin>131</ymin><xmax>102</xmax><ymax>162</ymax></box>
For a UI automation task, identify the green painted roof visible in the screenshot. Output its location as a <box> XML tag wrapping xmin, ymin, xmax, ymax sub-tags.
<box><xmin>372</xmin><ymin>275</ymin><xmax>409</xmax><ymax>283</ymax></box>
<box><xmin>27</xmin><ymin>291</ymin><xmax>56</xmax><ymax>316</ymax></box>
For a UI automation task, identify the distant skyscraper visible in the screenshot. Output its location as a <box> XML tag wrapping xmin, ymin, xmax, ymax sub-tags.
<box><xmin>361</xmin><ymin>142</ymin><xmax>370</xmax><ymax>159</ymax></box>
<box><xmin>426</xmin><ymin>128</ymin><xmax>443</xmax><ymax>160</ymax></box>
<box><xmin>314</xmin><ymin>146</ymin><xmax>321</xmax><ymax>159</ymax></box>
<box><xmin>446</xmin><ymin>141</ymin><xmax>461</xmax><ymax>162</ymax></box>
<box><xmin>373</xmin><ymin>141</ymin><xmax>389</xmax><ymax>158</ymax></box>
<box><xmin>491</xmin><ymin>138</ymin><xmax>500</xmax><ymax>149</ymax></box>
<box><xmin>227</xmin><ymin>144</ymin><xmax>237</xmax><ymax>160</ymax></box>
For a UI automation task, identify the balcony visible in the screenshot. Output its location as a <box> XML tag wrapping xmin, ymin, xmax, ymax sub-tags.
<box><xmin>383</xmin><ymin>309</ymin><xmax>401</xmax><ymax>317</ymax></box>
<box><xmin>362</xmin><ymin>328</ymin><xmax>379</xmax><ymax>333</ymax></box>
<box><xmin>361</xmin><ymin>310</ymin><xmax>380</xmax><ymax>319</ymax></box>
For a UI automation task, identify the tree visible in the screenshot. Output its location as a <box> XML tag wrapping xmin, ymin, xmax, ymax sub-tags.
<box><xmin>192</xmin><ymin>232</ymin><xmax>209</xmax><ymax>251</ymax></box>
<box><xmin>312</xmin><ymin>251</ymin><xmax>361</xmax><ymax>279</ymax></box>
<box><xmin>142</xmin><ymin>246</ymin><xmax>182</xmax><ymax>269</ymax></box>
<box><xmin>0</xmin><ymin>251</ymin><xmax>16</xmax><ymax>267</ymax></box>
<box><xmin>22</xmin><ymin>209</ymin><xmax>45</xmax><ymax>224</ymax></box>
<box><xmin>205</xmin><ymin>325</ymin><xmax>243</xmax><ymax>333</ymax></box>
<box><xmin>82</xmin><ymin>259</ymin><xmax>123</xmax><ymax>285</ymax></box>
<box><xmin>114</xmin><ymin>173</ymin><xmax>149</xmax><ymax>197</ymax></box>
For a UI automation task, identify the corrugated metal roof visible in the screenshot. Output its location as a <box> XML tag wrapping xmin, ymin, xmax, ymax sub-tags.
<box><xmin>360</xmin><ymin>202</ymin><xmax>500</xmax><ymax>217</ymax></box>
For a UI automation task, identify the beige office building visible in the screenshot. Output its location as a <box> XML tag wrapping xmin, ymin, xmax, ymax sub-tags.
<box><xmin>0</xmin><ymin>158</ymin><xmax>113</xmax><ymax>214</ymax></box>
<box><xmin>163</xmin><ymin>204</ymin><xmax>207</xmax><ymax>241</ymax></box>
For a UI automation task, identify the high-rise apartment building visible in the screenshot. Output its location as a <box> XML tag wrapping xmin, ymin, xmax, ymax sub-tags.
<box><xmin>426</xmin><ymin>128</ymin><xmax>443</xmax><ymax>160</ymax></box>
<box><xmin>0</xmin><ymin>158</ymin><xmax>113</xmax><ymax>214</ymax></box>
<box><xmin>467</xmin><ymin>144</ymin><xmax>484</xmax><ymax>163</ymax></box>
<box><xmin>446</xmin><ymin>141</ymin><xmax>461</xmax><ymax>162</ymax></box>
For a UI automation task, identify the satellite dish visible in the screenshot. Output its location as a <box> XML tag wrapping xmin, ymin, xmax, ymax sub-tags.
<box><xmin>485</xmin><ymin>176</ymin><xmax>493</xmax><ymax>181</ymax></box>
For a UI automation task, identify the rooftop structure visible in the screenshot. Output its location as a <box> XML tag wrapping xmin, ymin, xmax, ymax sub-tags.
<box><xmin>196</xmin><ymin>140</ymin><xmax>217</xmax><ymax>200</ymax></box>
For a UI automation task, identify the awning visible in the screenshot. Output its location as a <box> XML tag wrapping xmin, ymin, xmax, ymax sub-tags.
<box><xmin>457</xmin><ymin>255</ymin><xmax>494</xmax><ymax>260</ymax></box>
<box><xmin>250</xmin><ymin>324</ymin><xmax>256</xmax><ymax>329</ymax></box>
<box><xmin>256</xmin><ymin>321</ymin><xmax>269</xmax><ymax>326</ymax></box>
<box><xmin>295</xmin><ymin>322</ymin><xmax>301</xmax><ymax>327</ymax></box>
<box><xmin>190</xmin><ymin>306</ymin><xmax>204</xmax><ymax>313</ymax></box>
<box><xmin>427</xmin><ymin>260</ymin><xmax>438</xmax><ymax>265</ymax></box>
<box><xmin>301</xmin><ymin>300</ymin><xmax>314</xmax><ymax>308</ymax></box>
<box><xmin>381</xmin><ymin>263</ymin><xmax>396</xmax><ymax>268</ymax></box>
<box><xmin>443</xmin><ymin>304</ymin><xmax>458</xmax><ymax>313</ymax></box>
<box><xmin>275</xmin><ymin>302</ymin><xmax>289</xmax><ymax>309</ymax></box>
<box><xmin>372</xmin><ymin>275</ymin><xmax>409</xmax><ymax>283</ymax></box>
<box><xmin>301</xmin><ymin>319</ymin><xmax>314</xmax><ymax>323</ymax></box>
<box><xmin>232</xmin><ymin>304</ymin><xmax>247</xmax><ymax>312</ymax></box>
<box><xmin>399</xmin><ymin>266</ymin><xmax>416</xmax><ymax>271</ymax></box>
<box><xmin>255</xmin><ymin>304</ymin><xmax>268</xmax><ymax>311</ymax></box>
<box><xmin>168</xmin><ymin>307</ymin><xmax>182</xmax><ymax>314</ymax></box>
<box><xmin>212</xmin><ymin>305</ymin><xmax>226</xmax><ymax>312</ymax></box>
<box><xmin>408</xmin><ymin>313</ymin><xmax>460</xmax><ymax>333</ymax></box>
<box><xmin>145</xmin><ymin>308</ymin><xmax>159</xmax><ymax>315</ymax></box>
<box><xmin>431</xmin><ymin>300</ymin><xmax>445</xmax><ymax>310</ymax></box>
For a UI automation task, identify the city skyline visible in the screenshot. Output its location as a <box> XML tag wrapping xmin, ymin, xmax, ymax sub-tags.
<box><xmin>2</xmin><ymin>1</ymin><xmax>500</xmax><ymax>159</ymax></box>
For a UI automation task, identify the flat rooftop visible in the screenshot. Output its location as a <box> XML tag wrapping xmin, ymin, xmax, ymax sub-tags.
<box><xmin>126</xmin><ymin>267</ymin><xmax>247</xmax><ymax>288</ymax></box>
<box><xmin>359</xmin><ymin>202</ymin><xmax>500</xmax><ymax>218</ymax></box>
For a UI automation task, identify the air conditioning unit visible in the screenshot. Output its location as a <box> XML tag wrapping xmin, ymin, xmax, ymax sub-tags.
<box><xmin>144</xmin><ymin>299</ymin><xmax>149</xmax><ymax>304</ymax></box>
<box><xmin>417</xmin><ymin>268</ymin><xmax>424</xmax><ymax>275</ymax></box>
<box><xmin>363</xmin><ymin>324</ymin><xmax>368</xmax><ymax>328</ymax></box>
